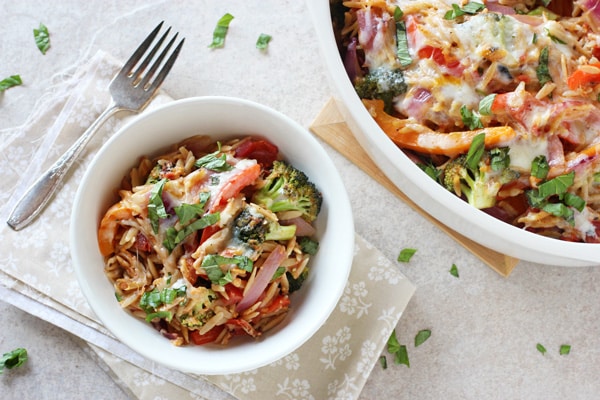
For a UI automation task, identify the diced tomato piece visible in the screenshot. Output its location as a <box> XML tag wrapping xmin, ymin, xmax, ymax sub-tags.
<box><xmin>234</xmin><ymin>138</ymin><xmax>279</xmax><ymax>168</ymax></box>
<box><xmin>209</xmin><ymin>163</ymin><xmax>261</xmax><ymax>212</ymax></box>
<box><xmin>199</xmin><ymin>224</ymin><xmax>221</xmax><ymax>245</ymax></box>
<box><xmin>567</xmin><ymin>63</ymin><xmax>600</xmax><ymax>90</ymax></box>
<box><xmin>189</xmin><ymin>326</ymin><xmax>224</xmax><ymax>345</ymax></box>
<box><xmin>261</xmin><ymin>295</ymin><xmax>290</xmax><ymax>315</ymax></box>
<box><xmin>221</xmin><ymin>284</ymin><xmax>244</xmax><ymax>306</ymax></box>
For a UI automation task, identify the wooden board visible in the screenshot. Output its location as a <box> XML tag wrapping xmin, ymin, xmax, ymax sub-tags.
<box><xmin>310</xmin><ymin>98</ymin><xmax>519</xmax><ymax>277</ymax></box>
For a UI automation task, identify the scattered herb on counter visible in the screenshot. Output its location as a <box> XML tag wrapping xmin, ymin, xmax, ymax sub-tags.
<box><xmin>0</xmin><ymin>348</ymin><xmax>28</xmax><ymax>374</ymax></box>
<box><xmin>414</xmin><ymin>329</ymin><xmax>431</xmax><ymax>347</ymax></box>
<box><xmin>387</xmin><ymin>330</ymin><xmax>410</xmax><ymax>367</ymax></box>
<box><xmin>450</xmin><ymin>263</ymin><xmax>459</xmax><ymax>278</ymax></box>
<box><xmin>397</xmin><ymin>248</ymin><xmax>417</xmax><ymax>263</ymax></box>
<box><xmin>34</xmin><ymin>23</ymin><xmax>51</xmax><ymax>54</ymax></box>
<box><xmin>209</xmin><ymin>13</ymin><xmax>234</xmax><ymax>49</ymax></box>
<box><xmin>395</xmin><ymin>344</ymin><xmax>410</xmax><ymax>367</ymax></box>
<box><xmin>379</xmin><ymin>355</ymin><xmax>388</xmax><ymax>370</ymax></box>
<box><xmin>256</xmin><ymin>33</ymin><xmax>272</xmax><ymax>50</ymax></box>
<box><xmin>536</xmin><ymin>343</ymin><xmax>547</xmax><ymax>355</ymax></box>
<box><xmin>0</xmin><ymin>75</ymin><xmax>22</xmax><ymax>92</ymax></box>
<box><xmin>560</xmin><ymin>344</ymin><xmax>571</xmax><ymax>355</ymax></box>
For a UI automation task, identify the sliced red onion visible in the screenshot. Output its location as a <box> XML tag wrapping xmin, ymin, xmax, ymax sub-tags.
<box><xmin>280</xmin><ymin>217</ymin><xmax>316</xmax><ymax>237</ymax></box>
<box><xmin>236</xmin><ymin>245</ymin><xmax>287</xmax><ymax>312</ymax></box>
<box><xmin>344</xmin><ymin>37</ymin><xmax>362</xmax><ymax>82</ymax></box>
<box><xmin>485</xmin><ymin>1</ymin><xmax>516</xmax><ymax>15</ymax></box>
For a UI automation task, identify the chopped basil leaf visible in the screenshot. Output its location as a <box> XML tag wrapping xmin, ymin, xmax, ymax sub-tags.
<box><xmin>202</xmin><ymin>254</ymin><xmax>253</xmax><ymax>272</ymax></box>
<box><xmin>209</xmin><ymin>13</ymin><xmax>234</xmax><ymax>49</ymax></box>
<box><xmin>379</xmin><ymin>355</ymin><xmax>388</xmax><ymax>369</ymax></box>
<box><xmin>33</xmin><ymin>23</ymin><xmax>50</xmax><ymax>54</ymax></box>
<box><xmin>536</xmin><ymin>47</ymin><xmax>552</xmax><ymax>86</ymax></box>
<box><xmin>466</xmin><ymin>132</ymin><xmax>486</xmax><ymax>171</ymax></box>
<box><xmin>444</xmin><ymin>2</ymin><xmax>485</xmax><ymax>20</ymax></box>
<box><xmin>559</xmin><ymin>344</ymin><xmax>571</xmax><ymax>355</ymax></box>
<box><xmin>195</xmin><ymin>143</ymin><xmax>233</xmax><ymax>171</ymax></box>
<box><xmin>460</xmin><ymin>105</ymin><xmax>484</xmax><ymax>130</ymax></box>
<box><xmin>148</xmin><ymin>179</ymin><xmax>169</xmax><ymax>233</ymax></box>
<box><xmin>115</xmin><ymin>292</ymin><xmax>123</xmax><ymax>302</ymax></box>
<box><xmin>395</xmin><ymin>345</ymin><xmax>410</xmax><ymax>367</ymax></box>
<box><xmin>163</xmin><ymin>212</ymin><xmax>220</xmax><ymax>251</ymax></box>
<box><xmin>531</xmin><ymin>155</ymin><xmax>549</xmax><ymax>179</ymax></box>
<box><xmin>450</xmin><ymin>263</ymin><xmax>460</xmax><ymax>278</ymax></box>
<box><xmin>202</xmin><ymin>262</ymin><xmax>233</xmax><ymax>285</ymax></box>
<box><xmin>202</xmin><ymin>254</ymin><xmax>254</xmax><ymax>285</ymax></box>
<box><xmin>394</xmin><ymin>6</ymin><xmax>404</xmax><ymax>21</ymax></box>
<box><xmin>256</xmin><ymin>33</ymin><xmax>272</xmax><ymax>50</ymax></box>
<box><xmin>542</xmin><ymin>202</ymin><xmax>574</xmax><ymax>224</ymax></box>
<box><xmin>490</xmin><ymin>147</ymin><xmax>510</xmax><ymax>171</ymax></box>
<box><xmin>387</xmin><ymin>330</ymin><xmax>401</xmax><ymax>354</ymax></box>
<box><xmin>532</xmin><ymin>33</ymin><xmax>538</xmax><ymax>44</ymax></box>
<box><xmin>419</xmin><ymin>162</ymin><xmax>442</xmax><ymax>181</ymax></box>
<box><xmin>145</xmin><ymin>310</ymin><xmax>173</xmax><ymax>322</ymax></box>
<box><xmin>386</xmin><ymin>330</ymin><xmax>411</xmax><ymax>367</ymax></box>
<box><xmin>396</xmin><ymin>21</ymin><xmax>412</xmax><ymax>67</ymax></box>
<box><xmin>463</xmin><ymin>1</ymin><xmax>485</xmax><ymax>13</ymax></box>
<box><xmin>175</xmin><ymin>203</ymin><xmax>205</xmax><ymax>225</ymax></box>
<box><xmin>414</xmin><ymin>329</ymin><xmax>431</xmax><ymax>347</ymax></box>
<box><xmin>538</xmin><ymin>172</ymin><xmax>574</xmax><ymax>199</ymax></box>
<box><xmin>139</xmin><ymin>287</ymin><xmax>186</xmax><ymax>316</ymax></box>
<box><xmin>271</xmin><ymin>266</ymin><xmax>286</xmax><ymax>281</ymax></box>
<box><xmin>564</xmin><ymin>192</ymin><xmax>585</xmax><ymax>212</ymax></box>
<box><xmin>478</xmin><ymin>94</ymin><xmax>496</xmax><ymax>116</ymax></box>
<box><xmin>397</xmin><ymin>248</ymin><xmax>417</xmax><ymax>263</ymax></box>
<box><xmin>445</xmin><ymin>4</ymin><xmax>466</xmax><ymax>19</ymax></box>
<box><xmin>536</xmin><ymin>343</ymin><xmax>547</xmax><ymax>355</ymax></box>
<box><xmin>0</xmin><ymin>348</ymin><xmax>28</xmax><ymax>373</ymax></box>
<box><xmin>0</xmin><ymin>75</ymin><xmax>23</xmax><ymax>92</ymax></box>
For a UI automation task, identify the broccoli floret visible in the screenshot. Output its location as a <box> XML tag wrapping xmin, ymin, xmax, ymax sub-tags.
<box><xmin>176</xmin><ymin>288</ymin><xmax>216</xmax><ymax>328</ymax></box>
<box><xmin>442</xmin><ymin>152</ymin><xmax>518</xmax><ymax>209</ymax></box>
<box><xmin>354</xmin><ymin>67</ymin><xmax>407</xmax><ymax>113</ymax></box>
<box><xmin>232</xmin><ymin>205</ymin><xmax>298</xmax><ymax>247</ymax></box>
<box><xmin>252</xmin><ymin>160</ymin><xmax>323</xmax><ymax>222</ymax></box>
<box><xmin>287</xmin><ymin>268</ymin><xmax>309</xmax><ymax>293</ymax></box>
<box><xmin>298</xmin><ymin>237</ymin><xmax>319</xmax><ymax>255</ymax></box>
<box><xmin>232</xmin><ymin>206</ymin><xmax>269</xmax><ymax>246</ymax></box>
<box><xmin>265</xmin><ymin>223</ymin><xmax>296</xmax><ymax>241</ymax></box>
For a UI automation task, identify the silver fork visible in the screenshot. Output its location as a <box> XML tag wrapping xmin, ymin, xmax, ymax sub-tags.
<box><xmin>7</xmin><ymin>21</ymin><xmax>184</xmax><ymax>231</ymax></box>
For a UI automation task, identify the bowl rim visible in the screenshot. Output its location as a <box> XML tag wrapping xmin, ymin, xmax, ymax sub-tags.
<box><xmin>70</xmin><ymin>95</ymin><xmax>355</xmax><ymax>374</ymax></box>
<box><xmin>307</xmin><ymin>1</ymin><xmax>600</xmax><ymax>267</ymax></box>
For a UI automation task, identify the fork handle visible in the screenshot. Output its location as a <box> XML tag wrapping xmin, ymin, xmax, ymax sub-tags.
<box><xmin>6</xmin><ymin>102</ymin><xmax>119</xmax><ymax>231</ymax></box>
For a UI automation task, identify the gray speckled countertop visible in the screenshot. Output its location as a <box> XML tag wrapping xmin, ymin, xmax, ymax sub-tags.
<box><xmin>2</xmin><ymin>1</ymin><xmax>600</xmax><ymax>399</ymax></box>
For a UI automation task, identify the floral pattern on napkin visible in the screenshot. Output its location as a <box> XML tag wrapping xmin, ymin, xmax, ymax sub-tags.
<box><xmin>0</xmin><ymin>51</ymin><xmax>415</xmax><ymax>400</ymax></box>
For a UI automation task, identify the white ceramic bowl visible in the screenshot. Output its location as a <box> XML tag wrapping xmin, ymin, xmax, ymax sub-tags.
<box><xmin>71</xmin><ymin>96</ymin><xmax>354</xmax><ymax>374</ymax></box>
<box><xmin>307</xmin><ymin>1</ymin><xmax>600</xmax><ymax>267</ymax></box>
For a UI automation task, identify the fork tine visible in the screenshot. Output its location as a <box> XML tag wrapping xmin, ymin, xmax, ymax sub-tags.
<box><xmin>137</xmin><ymin>32</ymin><xmax>178</xmax><ymax>88</ymax></box>
<box><xmin>117</xmin><ymin>21</ymin><xmax>164</xmax><ymax>79</ymax></box>
<box><xmin>146</xmin><ymin>37</ymin><xmax>185</xmax><ymax>93</ymax></box>
<box><xmin>130</xmin><ymin>27</ymin><xmax>171</xmax><ymax>84</ymax></box>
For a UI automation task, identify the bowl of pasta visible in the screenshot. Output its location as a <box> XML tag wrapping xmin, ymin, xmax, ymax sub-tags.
<box><xmin>70</xmin><ymin>96</ymin><xmax>354</xmax><ymax>374</ymax></box>
<box><xmin>308</xmin><ymin>0</ymin><xmax>600</xmax><ymax>266</ymax></box>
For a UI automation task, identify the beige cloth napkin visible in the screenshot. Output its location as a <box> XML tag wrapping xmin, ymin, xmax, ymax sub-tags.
<box><xmin>0</xmin><ymin>50</ymin><xmax>415</xmax><ymax>400</ymax></box>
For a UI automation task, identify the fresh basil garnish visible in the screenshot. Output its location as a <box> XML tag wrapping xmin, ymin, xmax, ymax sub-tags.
<box><xmin>33</xmin><ymin>23</ymin><xmax>50</xmax><ymax>54</ymax></box>
<box><xmin>209</xmin><ymin>13</ymin><xmax>234</xmax><ymax>49</ymax></box>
